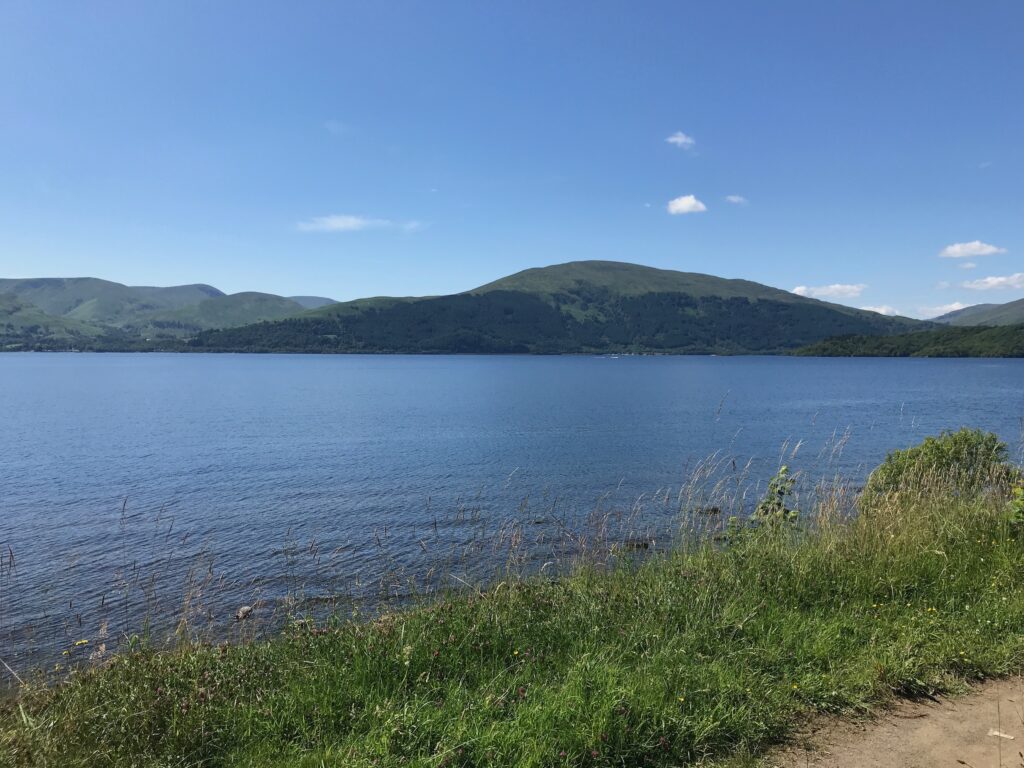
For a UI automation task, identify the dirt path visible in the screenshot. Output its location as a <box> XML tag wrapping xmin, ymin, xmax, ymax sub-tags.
<box><xmin>772</xmin><ymin>678</ymin><xmax>1024</xmax><ymax>768</ymax></box>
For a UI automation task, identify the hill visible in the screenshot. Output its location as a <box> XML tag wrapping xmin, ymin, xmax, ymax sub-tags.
<box><xmin>934</xmin><ymin>297</ymin><xmax>1024</xmax><ymax>327</ymax></box>
<box><xmin>0</xmin><ymin>293</ymin><xmax>137</xmax><ymax>350</ymax></box>
<box><xmin>136</xmin><ymin>293</ymin><xmax>308</xmax><ymax>338</ymax></box>
<box><xmin>288</xmin><ymin>295</ymin><xmax>337</xmax><ymax>309</ymax></box>
<box><xmin>793</xmin><ymin>324</ymin><xmax>1024</xmax><ymax>357</ymax></box>
<box><xmin>0</xmin><ymin>278</ymin><xmax>320</xmax><ymax>346</ymax></box>
<box><xmin>0</xmin><ymin>277</ymin><xmax>223</xmax><ymax>328</ymax></box>
<box><xmin>190</xmin><ymin>261</ymin><xmax>921</xmax><ymax>354</ymax></box>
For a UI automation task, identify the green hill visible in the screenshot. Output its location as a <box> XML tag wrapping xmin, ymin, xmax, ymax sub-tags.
<box><xmin>793</xmin><ymin>324</ymin><xmax>1024</xmax><ymax>357</ymax></box>
<box><xmin>0</xmin><ymin>279</ymin><xmax>320</xmax><ymax>345</ymax></box>
<box><xmin>0</xmin><ymin>277</ymin><xmax>223</xmax><ymax>328</ymax></box>
<box><xmin>137</xmin><ymin>293</ymin><xmax>308</xmax><ymax>338</ymax></box>
<box><xmin>288</xmin><ymin>295</ymin><xmax>337</xmax><ymax>310</ymax></box>
<box><xmin>476</xmin><ymin>260</ymin><xmax>807</xmax><ymax>301</ymax></box>
<box><xmin>0</xmin><ymin>293</ymin><xmax>135</xmax><ymax>350</ymax></box>
<box><xmin>190</xmin><ymin>261</ymin><xmax>921</xmax><ymax>354</ymax></box>
<box><xmin>935</xmin><ymin>297</ymin><xmax>1024</xmax><ymax>327</ymax></box>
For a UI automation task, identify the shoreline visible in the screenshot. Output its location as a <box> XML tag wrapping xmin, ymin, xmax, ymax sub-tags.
<box><xmin>3</xmin><ymin>432</ymin><xmax>1022</xmax><ymax>767</ymax></box>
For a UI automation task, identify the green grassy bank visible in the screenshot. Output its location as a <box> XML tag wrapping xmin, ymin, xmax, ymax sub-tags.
<box><xmin>2</xmin><ymin>431</ymin><xmax>1023</xmax><ymax>767</ymax></box>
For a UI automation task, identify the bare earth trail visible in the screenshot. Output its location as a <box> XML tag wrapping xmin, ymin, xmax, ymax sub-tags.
<box><xmin>773</xmin><ymin>678</ymin><xmax>1024</xmax><ymax>768</ymax></box>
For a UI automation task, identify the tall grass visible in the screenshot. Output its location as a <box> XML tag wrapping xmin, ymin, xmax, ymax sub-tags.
<box><xmin>1</xmin><ymin>430</ymin><xmax>1023</xmax><ymax>767</ymax></box>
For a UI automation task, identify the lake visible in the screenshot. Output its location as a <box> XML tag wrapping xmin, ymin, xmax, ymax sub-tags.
<box><xmin>1</xmin><ymin>353</ymin><xmax>1022</xmax><ymax>679</ymax></box>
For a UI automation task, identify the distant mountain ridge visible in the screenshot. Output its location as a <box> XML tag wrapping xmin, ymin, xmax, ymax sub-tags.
<box><xmin>934</xmin><ymin>298</ymin><xmax>1024</xmax><ymax>327</ymax></box>
<box><xmin>0</xmin><ymin>277</ymin><xmax>337</xmax><ymax>349</ymax></box>
<box><xmin>190</xmin><ymin>260</ymin><xmax>922</xmax><ymax>355</ymax></box>
<box><xmin>0</xmin><ymin>277</ymin><xmax>223</xmax><ymax>327</ymax></box>
<box><xmin>1</xmin><ymin>261</ymin><xmax>936</xmax><ymax>354</ymax></box>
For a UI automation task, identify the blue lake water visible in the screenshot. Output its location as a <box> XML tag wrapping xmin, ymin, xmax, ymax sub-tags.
<box><xmin>1</xmin><ymin>353</ymin><xmax>1022</xmax><ymax>679</ymax></box>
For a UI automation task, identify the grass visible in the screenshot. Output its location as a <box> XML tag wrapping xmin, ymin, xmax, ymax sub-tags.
<box><xmin>2</xmin><ymin>439</ymin><xmax>1023</xmax><ymax>766</ymax></box>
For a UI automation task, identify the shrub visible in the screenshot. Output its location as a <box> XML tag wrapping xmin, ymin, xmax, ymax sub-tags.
<box><xmin>753</xmin><ymin>465</ymin><xmax>798</xmax><ymax>524</ymax></box>
<box><xmin>861</xmin><ymin>428</ymin><xmax>1016</xmax><ymax>507</ymax></box>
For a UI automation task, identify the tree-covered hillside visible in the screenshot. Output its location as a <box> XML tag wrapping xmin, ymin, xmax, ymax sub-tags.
<box><xmin>935</xmin><ymin>297</ymin><xmax>1024</xmax><ymax>327</ymax></box>
<box><xmin>190</xmin><ymin>261</ymin><xmax>920</xmax><ymax>354</ymax></box>
<box><xmin>793</xmin><ymin>324</ymin><xmax>1024</xmax><ymax>357</ymax></box>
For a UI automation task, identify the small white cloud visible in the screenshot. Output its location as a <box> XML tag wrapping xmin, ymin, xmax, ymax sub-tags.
<box><xmin>297</xmin><ymin>214</ymin><xmax>421</xmax><ymax>233</ymax></box>
<box><xmin>725</xmin><ymin>195</ymin><xmax>748</xmax><ymax>205</ymax></box>
<box><xmin>936</xmin><ymin>281</ymin><xmax>952</xmax><ymax>290</ymax></box>
<box><xmin>665</xmin><ymin>131</ymin><xmax>696</xmax><ymax>150</ymax></box>
<box><xmin>666</xmin><ymin>194</ymin><xmax>707</xmax><ymax>215</ymax></box>
<box><xmin>792</xmin><ymin>283</ymin><xmax>867</xmax><ymax>299</ymax></box>
<box><xmin>962</xmin><ymin>272</ymin><xmax>1024</xmax><ymax>291</ymax></box>
<box><xmin>860</xmin><ymin>305</ymin><xmax>899</xmax><ymax>316</ymax></box>
<box><xmin>297</xmin><ymin>214</ymin><xmax>391</xmax><ymax>232</ymax></box>
<box><xmin>958</xmin><ymin>261</ymin><xmax>977</xmax><ymax>270</ymax></box>
<box><xmin>939</xmin><ymin>240</ymin><xmax>1007</xmax><ymax>258</ymax></box>
<box><xmin>919</xmin><ymin>302</ymin><xmax>970</xmax><ymax>318</ymax></box>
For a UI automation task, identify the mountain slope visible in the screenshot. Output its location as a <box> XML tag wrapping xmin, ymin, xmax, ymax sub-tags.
<box><xmin>0</xmin><ymin>278</ymin><xmax>320</xmax><ymax>342</ymax></box>
<box><xmin>0</xmin><ymin>278</ymin><xmax>223</xmax><ymax>327</ymax></box>
<box><xmin>0</xmin><ymin>293</ymin><xmax>133</xmax><ymax>349</ymax></box>
<box><xmin>793</xmin><ymin>324</ymin><xmax>1024</xmax><ymax>357</ymax></box>
<box><xmin>935</xmin><ymin>298</ymin><xmax>1024</xmax><ymax>327</ymax></box>
<box><xmin>190</xmin><ymin>261</ymin><xmax>922</xmax><ymax>354</ymax></box>
<box><xmin>137</xmin><ymin>293</ymin><xmax>308</xmax><ymax>337</ymax></box>
<box><xmin>288</xmin><ymin>296</ymin><xmax>337</xmax><ymax>310</ymax></box>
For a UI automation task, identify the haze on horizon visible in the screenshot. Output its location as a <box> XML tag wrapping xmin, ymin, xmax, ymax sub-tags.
<box><xmin>1</xmin><ymin>1</ymin><xmax>1021</xmax><ymax>319</ymax></box>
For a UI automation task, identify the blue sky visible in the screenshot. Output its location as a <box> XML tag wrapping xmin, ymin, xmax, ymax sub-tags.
<box><xmin>1</xmin><ymin>1</ymin><xmax>1021</xmax><ymax>317</ymax></box>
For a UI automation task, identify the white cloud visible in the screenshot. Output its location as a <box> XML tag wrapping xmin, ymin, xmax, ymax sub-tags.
<box><xmin>725</xmin><ymin>195</ymin><xmax>748</xmax><ymax>205</ymax></box>
<box><xmin>962</xmin><ymin>272</ymin><xmax>1024</xmax><ymax>291</ymax></box>
<box><xmin>958</xmin><ymin>261</ymin><xmax>977</xmax><ymax>270</ymax></box>
<box><xmin>665</xmin><ymin>131</ymin><xmax>696</xmax><ymax>149</ymax></box>
<box><xmin>297</xmin><ymin>214</ymin><xmax>422</xmax><ymax>233</ymax></box>
<box><xmin>792</xmin><ymin>283</ymin><xmax>867</xmax><ymax>299</ymax></box>
<box><xmin>939</xmin><ymin>240</ymin><xmax>1007</xmax><ymax>259</ymax></box>
<box><xmin>666</xmin><ymin>194</ymin><xmax>707</xmax><ymax>215</ymax></box>
<box><xmin>297</xmin><ymin>214</ymin><xmax>392</xmax><ymax>232</ymax></box>
<box><xmin>860</xmin><ymin>305</ymin><xmax>899</xmax><ymax>316</ymax></box>
<box><xmin>919</xmin><ymin>302</ymin><xmax>970</xmax><ymax>318</ymax></box>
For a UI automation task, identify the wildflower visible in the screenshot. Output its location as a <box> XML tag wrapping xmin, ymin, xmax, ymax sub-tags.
<box><xmin>74</xmin><ymin>639</ymin><xmax>89</xmax><ymax>646</ymax></box>
<box><xmin>513</xmin><ymin>649</ymin><xmax>519</xmax><ymax>656</ymax></box>
<box><xmin>677</xmin><ymin>695</ymin><xmax>685</xmax><ymax>702</ymax></box>
<box><xmin>792</xmin><ymin>684</ymin><xmax>799</xmax><ymax>689</ymax></box>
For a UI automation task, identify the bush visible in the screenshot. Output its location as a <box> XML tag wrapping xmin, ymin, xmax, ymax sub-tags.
<box><xmin>753</xmin><ymin>465</ymin><xmax>798</xmax><ymax>524</ymax></box>
<box><xmin>862</xmin><ymin>428</ymin><xmax>1016</xmax><ymax>507</ymax></box>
